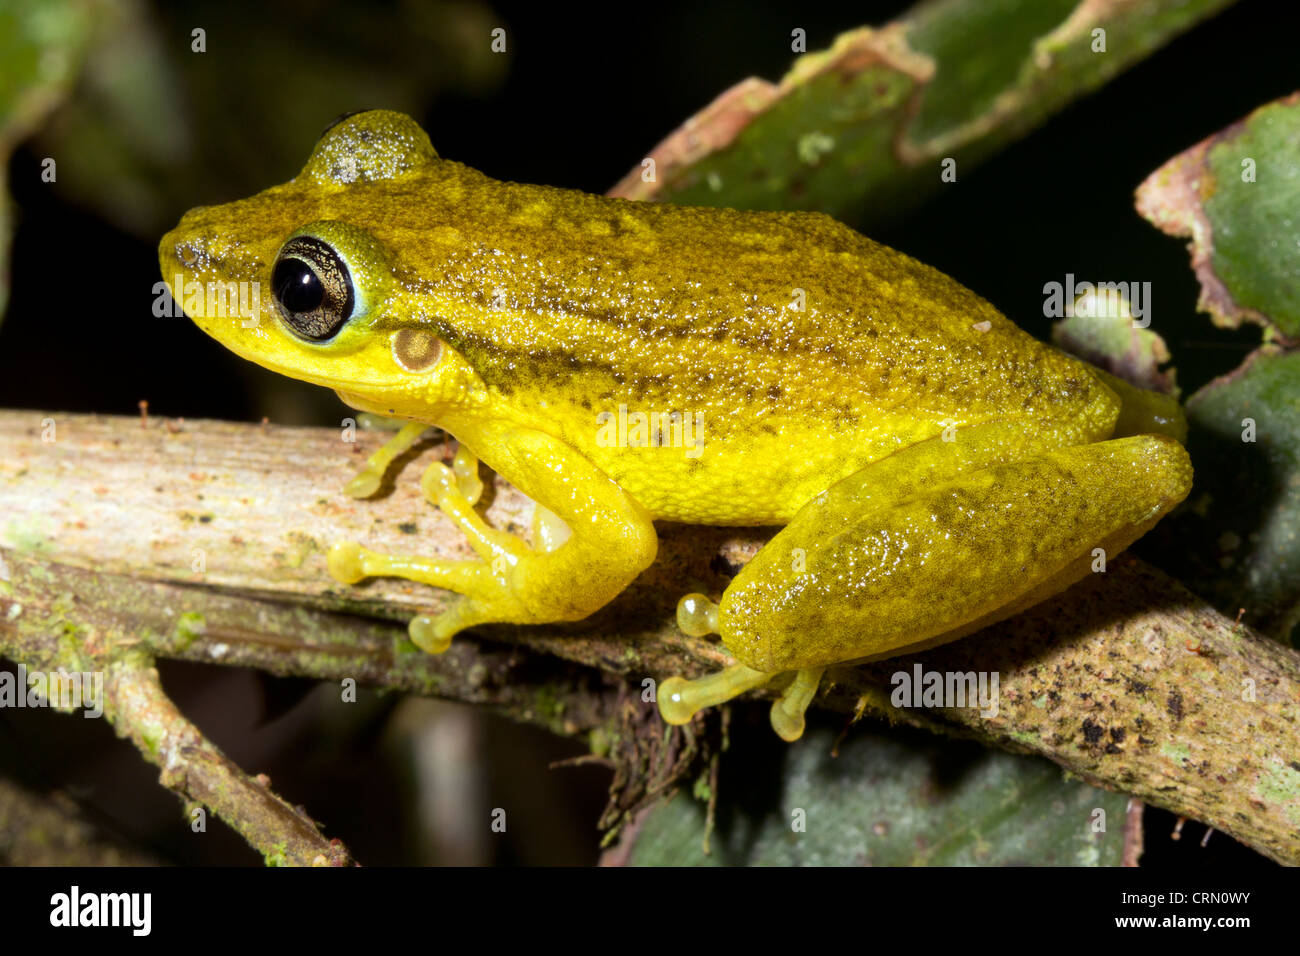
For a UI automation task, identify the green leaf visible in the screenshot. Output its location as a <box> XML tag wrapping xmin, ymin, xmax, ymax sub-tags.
<box><xmin>1137</xmin><ymin>93</ymin><xmax>1300</xmax><ymax>641</ymax></box>
<box><xmin>1051</xmin><ymin>298</ymin><xmax>1178</xmax><ymax>396</ymax></box>
<box><xmin>625</xmin><ymin>726</ymin><xmax>1129</xmax><ymax>866</ymax></box>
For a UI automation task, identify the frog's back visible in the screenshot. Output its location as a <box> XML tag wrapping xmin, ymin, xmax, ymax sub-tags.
<box><xmin>391</xmin><ymin>162</ymin><xmax>1118</xmax><ymax>523</ymax></box>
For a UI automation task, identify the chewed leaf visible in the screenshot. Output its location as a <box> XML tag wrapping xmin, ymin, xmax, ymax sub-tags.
<box><xmin>622</xmin><ymin>726</ymin><xmax>1130</xmax><ymax>866</ymax></box>
<box><xmin>1052</xmin><ymin>294</ymin><xmax>1178</xmax><ymax>396</ymax></box>
<box><xmin>608</xmin><ymin>0</ymin><xmax>1235</xmax><ymax>226</ymax></box>
<box><xmin>1136</xmin><ymin>91</ymin><xmax>1300</xmax><ymax>341</ymax></box>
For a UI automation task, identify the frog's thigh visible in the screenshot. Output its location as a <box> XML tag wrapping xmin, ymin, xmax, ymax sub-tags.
<box><xmin>658</xmin><ymin>419</ymin><xmax>1061</xmax><ymax>727</ymax></box>
<box><xmin>719</xmin><ymin>433</ymin><xmax>1192</xmax><ymax>675</ymax></box>
<box><xmin>658</xmin><ymin>432</ymin><xmax>1191</xmax><ymax>736</ymax></box>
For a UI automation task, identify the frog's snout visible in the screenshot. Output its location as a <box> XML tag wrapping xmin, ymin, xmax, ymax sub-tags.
<box><xmin>159</xmin><ymin>220</ymin><xmax>259</xmax><ymax>299</ymax></box>
<box><xmin>159</xmin><ymin>231</ymin><xmax>192</xmax><ymax>282</ymax></box>
<box><xmin>160</xmin><ymin>209</ymin><xmax>216</xmax><ymax>273</ymax></box>
<box><xmin>157</xmin><ymin>217</ymin><xmax>266</xmax><ymax>341</ymax></box>
<box><xmin>163</xmin><ymin>233</ymin><xmax>203</xmax><ymax>273</ymax></box>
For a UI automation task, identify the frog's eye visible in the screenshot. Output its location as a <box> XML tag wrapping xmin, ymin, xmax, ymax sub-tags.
<box><xmin>271</xmin><ymin>236</ymin><xmax>356</xmax><ymax>341</ymax></box>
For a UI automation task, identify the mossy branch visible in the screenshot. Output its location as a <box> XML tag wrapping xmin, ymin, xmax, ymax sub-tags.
<box><xmin>1</xmin><ymin>410</ymin><xmax>1298</xmax><ymax>864</ymax></box>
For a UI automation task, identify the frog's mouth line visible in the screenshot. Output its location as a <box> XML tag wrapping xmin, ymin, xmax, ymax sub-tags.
<box><xmin>186</xmin><ymin>311</ymin><xmax>367</xmax><ymax>393</ymax></box>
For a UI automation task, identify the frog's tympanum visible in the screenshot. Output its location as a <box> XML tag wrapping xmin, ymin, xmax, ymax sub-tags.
<box><xmin>161</xmin><ymin>110</ymin><xmax>1191</xmax><ymax>740</ymax></box>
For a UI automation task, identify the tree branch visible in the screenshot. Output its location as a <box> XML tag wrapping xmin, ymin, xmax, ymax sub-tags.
<box><xmin>1</xmin><ymin>411</ymin><xmax>1298</xmax><ymax>863</ymax></box>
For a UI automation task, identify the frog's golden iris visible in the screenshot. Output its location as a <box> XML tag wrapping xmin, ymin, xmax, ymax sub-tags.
<box><xmin>270</xmin><ymin>236</ymin><xmax>356</xmax><ymax>341</ymax></box>
<box><xmin>160</xmin><ymin>110</ymin><xmax>1192</xmax><ymax>740</ymax></box>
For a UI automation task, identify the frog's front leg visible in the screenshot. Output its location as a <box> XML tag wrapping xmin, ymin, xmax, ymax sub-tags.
<box><xmin>329</xmin><ymin>426</ymin><xmax>658</xmax><ymax>653</ymax></box>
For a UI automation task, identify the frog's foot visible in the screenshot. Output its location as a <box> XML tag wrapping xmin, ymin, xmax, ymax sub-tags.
<box><xmin>661</xmin><ymin>593</ymin><xmax>766</xmax><ymax>723</ymax></box>
<box><xmin>658</xmin><ymin>664</ymin><xmax>824</xmax><ymax>740</ymax></box>
<box><xmin>664</xmin><ymin>592</ymin><xmax>823</xmax><ymax>739</ymax></box>
<box><xmin>328</xmin><ymin>451</ymin><xmax>527</xmax><ymax>652</ymax></box>
<box><xmin>326</xmin><ymin>541</ymin><xmax>496</xmax><ymax>650</ymax></box>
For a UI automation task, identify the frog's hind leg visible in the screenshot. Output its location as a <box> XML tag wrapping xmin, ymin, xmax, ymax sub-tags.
<box><xmin>657</xmin><ymin>422</ymin><xmax>1191</xmax><ymax>740</ymax></box>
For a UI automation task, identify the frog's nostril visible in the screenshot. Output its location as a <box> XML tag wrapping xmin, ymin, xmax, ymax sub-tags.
<box><xmin>176</xmin><ymin>240</ymin><xmax>201</xmax><ymax>268</ymax></box>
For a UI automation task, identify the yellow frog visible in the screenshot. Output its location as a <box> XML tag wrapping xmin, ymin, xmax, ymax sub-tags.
<box><xmin>159</xmin><ymin>110</ymin><xmax>1191</xmax><ymax>740</ymax></box>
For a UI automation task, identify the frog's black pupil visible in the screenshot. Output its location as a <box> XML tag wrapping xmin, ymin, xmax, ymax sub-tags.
<box><xmin>273</xmin><ymin>259</ymin><xmax>323</xmax><ymax>313</ymax></box>
<box><xmin>272</xmin><ymin>235</ymin><xmax>355</xmax><ymax>341</ymax></box>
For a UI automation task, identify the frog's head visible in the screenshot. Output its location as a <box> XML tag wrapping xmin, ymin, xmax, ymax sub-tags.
<box><xmin>159</xmin><ymin>110</ymin><xmax>481</xmax><ymax>420</ymax></box>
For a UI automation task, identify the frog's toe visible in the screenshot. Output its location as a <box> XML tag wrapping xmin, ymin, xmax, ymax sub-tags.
<box><xmin>343</xmin><ymin>421</ymin><xmax>429</xmax><ymax>499</ymax></box>
<box><xmin>327</xmin><ymin>540</ymin><xmax>369</xmax><ymax>584</ymax></box>
<box><xmin>343</xmin><ymin>469</ymin><xmax>384</xmax><ymax>499</ymax></box>
<box><xmin>407</xmin><ymin>595</ymin><xmax>490</xmax><ymax>654</ymax></box>
<box><xmin>675</xmin><ymin>592</ymin><xmax>720</xmax><ymax>637</ymax></box>
<box><xmin>420</xmin><ymin>460</ymin><xmax>458</xmax><ymax>504</ymax></box>
<box><xmin>408</xmin><ymin>613</ymin><xmax>454</xmax><ymax>654</ymax></box>
<box><xmin>768</xmin><ymin>668</ymin><xmax>825</xmax><ymax>742</ymax></box>
<box><xmin>657</xmin><ymin>662</ymin><xmax>773</xmax><ymax>725</ymax></box>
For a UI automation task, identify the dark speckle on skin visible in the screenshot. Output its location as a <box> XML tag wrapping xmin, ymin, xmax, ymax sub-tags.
<box><xmin>1082</xmin><ymin>718</ymin><xmax>1104</xmax><ymax>744</ymax></box>
<box><xmin>399</xmin><ymin>521</ymin><xmax>419</xmax><ymax>534</ymax></box>
<box><xmin>1167</xmin><ymin>691</ymin><xmax>1184</xmax><ymax>723</ymax></box>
